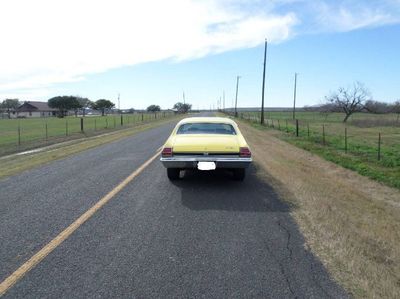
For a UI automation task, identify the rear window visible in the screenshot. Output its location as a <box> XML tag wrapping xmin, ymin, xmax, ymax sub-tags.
<box><xmin>177</xmin><ymin>123</ymin><xmax>236</xmax><ymax>135</ymax></box>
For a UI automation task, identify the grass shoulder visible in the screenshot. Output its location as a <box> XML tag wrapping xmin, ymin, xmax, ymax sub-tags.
<box><xmin>0</xmin><ymin>115</ymin><xmax>184</xmax><ymax>180</ymax></box>
<box><xmin>235</xmin><ymin>118</ymin><xmax>400</xmax><ymax>298</ymax></box>
<box><xmin>238</xmin><ymin>117</ymin><xmax>400</xmax><ymax>190</ymax></box>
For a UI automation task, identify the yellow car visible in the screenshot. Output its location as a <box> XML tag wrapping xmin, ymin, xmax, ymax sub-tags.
<box><xmin>160</xmin><ymin>117</ymin><xmax>252</xmax><ymax>180</ymax></box>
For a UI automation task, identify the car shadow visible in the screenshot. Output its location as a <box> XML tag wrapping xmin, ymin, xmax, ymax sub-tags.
<box><xmin>171</xmin><ymin>166</ymin><xmax>290</xmax><ymax>213</ymax></box>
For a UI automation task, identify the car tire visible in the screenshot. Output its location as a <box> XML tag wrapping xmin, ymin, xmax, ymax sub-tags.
<box><xmin>233</xmin><ymin>168</ymin><xmax>246</xmax><ymax>181</ymax></box>
<box><xmin>167</xmin><ymin>168</ymin><xmax>180</xmax><ymax>180</ymax></box>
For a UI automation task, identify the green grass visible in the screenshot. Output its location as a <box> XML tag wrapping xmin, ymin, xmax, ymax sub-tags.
<box><xmin>0</xmin><ymin>114</ymin><xmax>185</xmax><ymax>179</ymax></box>
<box><xmin>0</xmin><ymin>112</ymin><xmax>174</xmax><ymax>156</ymax></box>
<box><xmin>234</xmin><ymin>111</ymin><xmax>400</xmax><ymax>189</ymax></box>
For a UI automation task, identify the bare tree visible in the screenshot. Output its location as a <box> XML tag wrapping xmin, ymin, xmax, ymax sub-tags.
<box><xmin>325</xmin><ymin>82</ymin><xmax>371</xmax><ymax>122</ymax></box>
<box><xmin>392</xmin><ymin>100</ymin><xmax>400</xmax><ymax>123</ymax></box>
<box><xmin>318</xmin><ymin>103</ymin><xmax>339</xmax><ymax>121</ymax></box>
<box><xmin>364</xmin><ymin>100</ymin><xmax>390</xmax><ymax>114</ymax></box>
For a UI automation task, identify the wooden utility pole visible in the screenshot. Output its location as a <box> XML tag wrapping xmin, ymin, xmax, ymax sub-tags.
<box><xmin>118</xmin><ymin>93</ymin><xmax>120</xmax><ymax>111</ymax></box>
<box><xmin>261</xmin><ymin>39</ymin><xmax>267</xmax><ymax>124</ymax></box>
<box><xmin>234</xmin><ymin>76</ymin><xmax>241</xmax><ymax>117</ymax></box>
<box><xmin>292</xmin><ymin>73</ymin><xmax>298</xmax><ymax>120</ymax></box>
<box><xmin>223</xmin><ymin>90</ymin><xmax>225</xmax><ymax>111</ymax></box>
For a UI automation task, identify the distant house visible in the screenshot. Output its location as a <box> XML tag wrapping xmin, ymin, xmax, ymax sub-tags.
<box><xmin>16</xmin><ymin>101</ymin><xmax>58</xmax><ymax>118</ymax></box>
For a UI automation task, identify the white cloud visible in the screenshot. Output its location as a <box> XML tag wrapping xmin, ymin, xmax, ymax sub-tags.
<box><xmin>0</xmin><ymin>0</ymin><xmax>297</xmax><ymax>96</ymax></box>
<box><xmin>0</xmin><ymin>0</ymin><xmax>399</xmax><ymax>98</ymax></box>
<box><xmin>301</xmin><ymin>0</ymin><xmax>400</xmax><ymax>33</ymax></box>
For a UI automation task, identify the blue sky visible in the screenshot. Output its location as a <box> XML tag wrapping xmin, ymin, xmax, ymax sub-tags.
<box><xmin>1</xmin><ymin>0</ymin><xmax>399</xmax><ymax>109</ymax></box>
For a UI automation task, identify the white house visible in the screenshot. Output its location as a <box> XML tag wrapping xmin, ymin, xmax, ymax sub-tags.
<box><xmin>16</xmin><ymin>101</ymin><xmax>58</xmax><ymax>118</ymax></box>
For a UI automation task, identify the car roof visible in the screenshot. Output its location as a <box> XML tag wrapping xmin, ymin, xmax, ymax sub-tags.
<box><xmin>177</xmin><ymin>117</ymin><xmax>237</xmax><ymax>125</ymax></box>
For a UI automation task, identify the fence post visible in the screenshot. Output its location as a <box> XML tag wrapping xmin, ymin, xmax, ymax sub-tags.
<box><xmin>286</xmin><ymin>120</ymin><xmax>288</xmax><ymax>133</ymax></box>
<box><xmin>141</xmin><ymin>113</ymin><xmax>144</xmax><ymax>122</ymax></box>
<box><xmin>66</xmin><ymin>120</ymin><xmax>68</xmax><ymax>136</ymax></box>
<box><xmin>345</xmin><ymin>127</ymin><xmax>347</xmax><ymax>153</ymax></box>
<box><xmin>113</xmin><ymin>117</ymin><xmax>116</xmax><ymax>128</ymax></box>
<box><xmin>307</xmin><ymin>123</ymin><xmax>310</xmax><ymax>138</ymax></box>
<box><xmin>17</xmin><ymin>122</ymin><xmax>21</xmax><ymax>146</ymax></box>
<box><xmin>80</xmin><ymin>117</ymin><xmax>84</xmax><ymax>132</ymax></box>
<box><xmin>296</xmin><ymin>119</ymin><xmax>299</xmax><ymax>137</ymax></box>
<box><xmin>45</xmin><ymin>122</ymin><xmax>48</xmax><ymax>141</ymax></box>
<box><xmin>272</xmin><ymin>119</ymin><xmax>274</xmax><ymax>128</ymax></box>
<box><xmin>120</xmin><ymin>115</ymin><xmax>123</xmax><ymax>126</ymax></box>
<box><xmin>322</xmin><ymin>125</ymin><xmax>325</xmax><ymax>145</ymax></box>
<box><xmin>278</xmin><ymin>119</ymin><xmax>280</xmax><ymax>130</ymax></box>
<box><xmin>378</xmin><ymin>132</ymin><xmax>381</xmax><ymax>161</ymax></box>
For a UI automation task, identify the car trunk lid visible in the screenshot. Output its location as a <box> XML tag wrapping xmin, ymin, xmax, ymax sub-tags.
<box><xmin>172</xmin><ymin>134</ymin><xmax>240</xmax><ymax>153</ymax></box>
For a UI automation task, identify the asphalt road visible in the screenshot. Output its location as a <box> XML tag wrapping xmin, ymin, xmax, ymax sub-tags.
<box><xmin>0</xmin><ymin>116</ymin><xmax>348</xmax><ymax>298</ymax></box>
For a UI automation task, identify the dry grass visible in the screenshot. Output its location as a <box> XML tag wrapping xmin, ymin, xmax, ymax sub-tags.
<box><xmin>238</xmin><ymin>120</ymin><xmax>400</xmax><ymax>298</ymax></box>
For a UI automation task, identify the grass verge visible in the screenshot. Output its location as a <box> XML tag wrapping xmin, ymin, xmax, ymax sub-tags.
<box><xmin>237</xmin><ymin>116</ymin><xmax>400</xmax><ymax>190</ymax></box>
<box><xmin>0</xmin><ymin>112</ymin><xmax>175</xmax><ymax>156</ymax></box>
<box><xmin>0</xmin><ymin>115</ymin><xmax>183</xmax><ymax>180</ymax></box>
<box><xmin>237</xmin><ymin>119</ymin><xmax>400</xmax><ymax>298</ymax></box>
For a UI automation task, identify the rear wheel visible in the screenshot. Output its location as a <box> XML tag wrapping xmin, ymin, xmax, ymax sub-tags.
<box><xmin>233</xmin><ymin>168</ymin><xmax>246</xmax><ymax>181</ymax></box>
<box><xmin>167</xmin><ymin>168</ymin><xmax>180</xmax><ymax>180</ymax></box>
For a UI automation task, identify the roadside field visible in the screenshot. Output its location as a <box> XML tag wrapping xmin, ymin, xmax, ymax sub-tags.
<box><xmin>0</xmin><ymin>114</ymin><xmax>185</xmax><ymax>179</ymax></box>
<box><xmin>0</xmin><ymin>112</ymin><xmax>173</xmax><ymax>156</ymax></box>
<box><xmin>232</xmin><ymin>111</ymin><xmax>400</xmax><ymax>189</ymax></box>
<box><xmin>237</xmin><ymin>120</ymin><xmax>400</xmax><ymax>298</ymax></box>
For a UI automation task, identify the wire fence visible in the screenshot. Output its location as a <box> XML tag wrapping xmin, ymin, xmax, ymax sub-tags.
<box><xmin>0</xmin><ymin>112</ymin><xmax>175</xmax><ymax>156</ymax></box>
<box><xmin>224</xmin><ymin>111</ymin><xmax>400</xmax><ymax>168</ymax></box>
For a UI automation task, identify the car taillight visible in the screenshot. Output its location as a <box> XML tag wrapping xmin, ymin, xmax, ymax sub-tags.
<box><xmin>239</xmin><ymin>147</ymin><xmax>251</xmax><ymax>158</ymax></box>
<box><xmin>162</xmin><ymin>147</ymin><xmax>173</xmax><ymax>157</ymax></box>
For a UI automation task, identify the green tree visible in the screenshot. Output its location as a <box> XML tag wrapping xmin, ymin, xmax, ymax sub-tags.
<box><xmin>173</xmin><ymin>102</ymin><xmax>192</xmax><ymax>113</ymax></box>
<box><xmin>147</xmin><ymin>105</ymin><xmax>161</xmax><ymax>112</ymax></box>
<box><xmin>92</xmin><ymin>99</ymin><xmax>115</xmax><ymax>116</ymax></box>
<box><xmin>1</xmin><ymin>99</ymin><xmax>20</xmax><ymax>118</ymax></box>
<box><xmin>48</xmin><ymin>96</ymin><xmax>81</xmax><ymax>118</ymax></box>
<box><xmin>76</xmin><ymin>97</ymin><xmax>92</xmax><ymax>116</ymax></box>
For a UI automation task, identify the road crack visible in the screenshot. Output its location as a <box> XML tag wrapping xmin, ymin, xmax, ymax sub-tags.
<box><xmin>277</xmin><ymin>218</ymin><xmax>293</xmax><ymax>261</ymax></box>
<box><xmin>276</xmin><ymin>218</ymin><xmax>297</xmax><ymax>298</ymax></box>
<box><xmin>277</xmin><ymin>217</ymin><xmax>336</xmax><ymax>299</ymax></box>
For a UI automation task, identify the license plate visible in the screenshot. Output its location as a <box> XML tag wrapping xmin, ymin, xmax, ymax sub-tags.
<box><xmin>197</xmin><ymin>161</ymin><xmax>216</xmax><ymax>171</ymax></box>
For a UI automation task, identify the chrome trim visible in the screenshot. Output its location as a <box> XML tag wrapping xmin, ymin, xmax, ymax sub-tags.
<box><xmin>160</xmin><ymin>155</ymin><xmax>252</xmax><ymax>169</ymax></box>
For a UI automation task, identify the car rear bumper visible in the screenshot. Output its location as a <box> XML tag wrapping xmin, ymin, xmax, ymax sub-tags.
<box><xmin>160</xmin><ymin>155</ymin><xmax>252</xmax><ymax>169</ymax></box>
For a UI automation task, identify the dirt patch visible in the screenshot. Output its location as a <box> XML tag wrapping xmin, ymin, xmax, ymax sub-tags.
<box><xmin>238</xmin><ymin>120</ymin><xmax>400</xmax><ymax>298</ymax></box>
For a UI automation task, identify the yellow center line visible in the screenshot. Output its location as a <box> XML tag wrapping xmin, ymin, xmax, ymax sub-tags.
<box><xmin>0</xmin><ymin>149</ymin><xmax>162</xmax><ymax>296</ymax></box>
